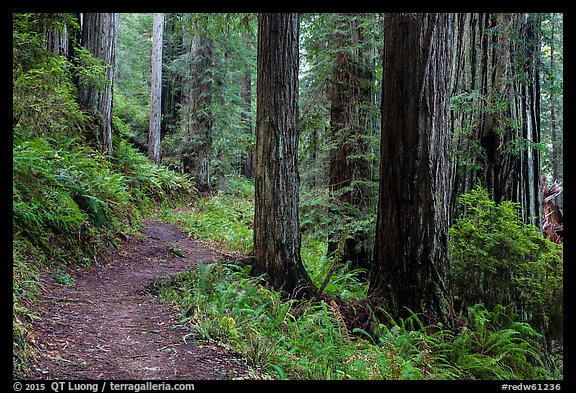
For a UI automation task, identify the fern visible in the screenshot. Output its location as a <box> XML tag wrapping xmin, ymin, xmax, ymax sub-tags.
<box><xmin>13</xmin><ymin>131</ymin><xmax>196</xmax><ymax>378</ymax></box>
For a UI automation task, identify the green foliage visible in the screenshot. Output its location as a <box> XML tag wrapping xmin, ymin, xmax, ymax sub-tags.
<box><xmin>13</xmin><ymin>12</ymin><xmax>563</xmax><ymax>381</ymax></box>
<box><xmin>53</xmin><ymin>270</ymin><xmax>76</xmax><ymax>286</ymax></box>
<box><xmin>539</xmin><ymin>13</ymin><xmax>563</xmax><ymax>184</ymax></box>
<box><xmin>160</xmin><ymin>178</ymin><xmax>368</xmax><ymax>300</ymax></box>
<box><xmin>114</xmin><ymin>13</ymin><xmax>153</xmax><ymax>142</ymax></box>
<box><xmin>112</xmin><ymin>137</ymin><xmax>195</xmax><ymax>206</ymax></box>
<box><xmin>13</xmin><ymin>53</ymin><xmax>90</xmax><ymax>139</ymax></box>
<box><xmin>363</xmin><ymin>303</ymin><xmax>550</xmax><ymax>380</ymax></box>
<box><xmin>13</xmin><ymin>238</ymin><xmax>43</xmax><ymax>376</ymax></box>
<box><xmin>118</xmin><ymin>13</ymin><xmax>257</xmax><ymax>186</ymax></box>
<box><xmin>14</xmin><ymin>136</ymin><xmax>124</xmax><ymax>239</ymax></box>
<box><xmin>224</xmin><ymin>176</ymin><xmax>256</xmax><ymax>199</ymax></box>
<box><xmin>299</xmin><ymin>14</ymin><xmax>381</xmax><ymax>273</ymax></box>
<box><xmin>159</xmin><ymin>181</ymin><xmax>254</xmax><ymax>254</ymax></box>
<box><xmin>12</xmin><ymin>13</ymin><xmax>107</xmax><ymax>141</ymax></box>
<box><xmin>446</xmin><ymin>304</ymin><xmax>547</xmax><ymax>379</ymax></box>
<box><xmin>450</xmin><ymin>185</ymin><xmax>563</xmax><ymax>343</ymax></box>
<box><xmin>157</xmin><ymin>262</ymin><xmax>556</xmax><ymax>380</ymax></box>
<box><xmin>154</xmin><ymin>182</ymin><xmax>559</xmax><ymax>380</ymax></box>
<box><xmin>13</xmin><ymin>133</ymin><xmax>194</xmax><ymax>252</ymax></box>
<box><xmin>12</xmin><ymin>133</ymin><xmax>195</xmax><ymax>376</ymax></box>
<box><xmin>157</xmin><ymin>262</ymin><xmax>362</xmax><ymax>379</ymax></box>
<box><xmin>301</xmin><ymin>237</ymin><xmax>367</xmax><ymax>301</ymax></box>
<box><xmin>300</xmin><ymin>188</ymin><xmax>338</xmax><ymax>238</ymax></box>
<box><xmin>12</xmin><ymin>28</ymin><xmax>194</xmax><ymax>371</ymax></box>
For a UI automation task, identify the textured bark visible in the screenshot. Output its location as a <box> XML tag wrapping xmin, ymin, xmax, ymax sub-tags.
<box><xmin>180</xmin><ymin>19</ymin><xmax>213</xmax><ymax>189</ymax></box>
<box><xmin>327</xmin><ymin>14</ymin><xmax>373</xmax><ymax>273</ymax></box>
<box><xmin>547</xmin><ymin>14</ymin><xmax>562</xmax><ymax>211</ymax></box>
<box><xmin>78</xmin><ymin>13</ymin><xmax>118</xmax><ymax>155</ymax></box>
<box><xmin>241</xmin><ymin>74</ymin><xmax>255</xmax><ymax>178</ymax></box>
<box><xmin>148</xmin><ymin>13</ymin><xmax>164</xmax><ymax>165</ymax></box>
<box><xmin>518</xmin><ymin>13</ymin><xmax>542</xmax><ymax>228</ymax></box>
<box><xmin>450</xmin><ymin>13</ymin><xmax>542</xmax><ymax>227</ymax></box>
<box><xmin>369</xmin><ymin>13</ymin><xmax>454</xmax><ymax>321</ymax></box>
<box><xmin>549</xmin><ymin>20</ymin><xmax>559</xmax><ymax>183</ymax></box>
<box><xmin>541</xmin><ymin>174</ymin><xmax>563</xmax><ymax>245</ymax></box>
<box><xmin>44</xmin><ymin>13</ymin><xmax>69</xmax><ymax>57</ymax></box>
<box><xmin>253</xmin><ymin>13</ymin><xmax>315</xmax><ymax>298</ymax></box>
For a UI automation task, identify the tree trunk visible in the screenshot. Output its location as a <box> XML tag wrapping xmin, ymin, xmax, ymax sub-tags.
<box><xmin>326</xmin><ymin>13</ymin><xmax>373</xmax><ymax>274</ymax></box>
<box><xmin>253</xmin><ymin>13</ymin><xmax>315</xmax><ymax>298</ymax></box>
<box><xmin>450</xmin><ymin>13</ymin><xmax>542</xmax><ymax>227</ymax></box>
<box><xmin>369</xmin><ymin>13</ymin><xmax>454</xmax><ymax>322</ymax></box>
<box><xmin>179</xmin><ymin>18</ymin><xmax>213</xmax><ymax>190</ymax></box>
<box><xmin>547</xmin><ymin>13</ymin><xmax>562</xmax><ymax>211</ymax></box>
<box><xmin>148</xmin><ymin>13</ymin><xmax>164</xmax><ymax>164</ymax></box>
<box><xmin>516</xmin><ymin>13</ymin><xmax>542</xmax><ymax>228</ymax></box>
<box><xmin>78</xmin><ymin>13</ymin><xmax>118</xmax><ymax>155</ymax></box>
<box><xmin>549</xmin><ymin>16</ymin><xmax>559</xmax><ymax>184</ymax></box>
<box><xmin>160</xmin><ymin>13</ymin><xmax>182</xmax><ymax>140</ymax></box>
<box><xmin>241</xmin><ymin>74</ymin><xmax>255</xmax><ymax>178</ymax></box>
<box><xmin>44</xmin><ymin>13</ymin><xmax>69</xmax><ymax>57</ymax></box>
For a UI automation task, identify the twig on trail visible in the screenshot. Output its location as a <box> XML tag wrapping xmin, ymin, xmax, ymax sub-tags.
<box><xmin>96</xmin><ymin>345</ymin><xmax>110</xmax><ymax>353</ymax></box>
<box><xmin>128</xmin><ymin>354</ymin><xmax>148</xmax><ymax>359</ymax></box>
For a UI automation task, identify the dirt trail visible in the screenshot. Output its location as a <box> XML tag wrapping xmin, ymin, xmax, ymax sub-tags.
<box><xmin>26</xmin><ymin>220</ymin><xmax>262</xmax><ymax>380</ymax></box>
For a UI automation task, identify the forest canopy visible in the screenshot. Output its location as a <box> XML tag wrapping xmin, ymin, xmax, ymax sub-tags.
<box><xmin>13</xmin><ymin>12</ymin><xmax>563</xmax><ymax>381</ymax></box>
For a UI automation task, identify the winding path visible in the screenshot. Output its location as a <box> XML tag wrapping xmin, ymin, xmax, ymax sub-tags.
<box><xmin>26</xmin><ymin>220</ymin><xmax>262</xmax><ymax>380</ymax></box>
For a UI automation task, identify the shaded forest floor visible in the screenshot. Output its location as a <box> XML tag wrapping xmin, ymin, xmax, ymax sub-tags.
<box><xmin>25</xmin><ymin>219</ymin><xmax>264</xmax><ymax>380</ymax></box>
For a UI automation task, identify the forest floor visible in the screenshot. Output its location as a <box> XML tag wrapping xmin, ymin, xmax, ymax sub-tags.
<box><xmin>25</xmin><ymin>219</ymin><xmax>265</xmax><ymax>380</ymax></box>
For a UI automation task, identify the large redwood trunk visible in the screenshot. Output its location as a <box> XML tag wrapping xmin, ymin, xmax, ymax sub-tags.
<box><xmin>369</xmin><ymin>13</ymin><xmax>454</xmax><ymax>322</ymax></box>
<box><xmin>253</xmin><ymin>13</ymin><xmax>315</xmax><ymax>298</ymax></box>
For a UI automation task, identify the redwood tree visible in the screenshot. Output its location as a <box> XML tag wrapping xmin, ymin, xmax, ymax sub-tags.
<box><xmin>78</xmin><ymin>13</ymin><xmax>118</xmax><ymax>155</ymax></box>
<box><xmin>449</xmin><ymin>13</ymin><xmax>542</xmax><ymax>227</ymax></box>
<box><xmin>326</xmin><ymin>13</ymin><xmax>375</xmax><ymax>273</ymax></box>
<box><xmin>369</xmin><ymin>13</ymin><xmax>455</xmax><ymax>322</ymax></box>
<box><xmin>148</xmin><ymin>13</ymin><xmax>164</xmax><ymax>164</ymax></box>
<box><xmin>179</xmin><ymin>16</ymin><xmax>214</xmax><ymax>189</ymax></box>
<box><xmin>253</xmin><ymin>13</ymin><xmax>315</xmax><ymax>298</ymax></box>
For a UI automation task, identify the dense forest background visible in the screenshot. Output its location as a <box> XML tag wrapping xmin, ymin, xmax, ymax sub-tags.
<box><xmin>13</xmin><ymin>12</ymin><xmax>564</xmax><ymax>380</ymax></box>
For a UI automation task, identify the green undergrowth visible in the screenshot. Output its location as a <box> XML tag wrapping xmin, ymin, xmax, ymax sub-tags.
<box><xmin>12</xmin><ymin>133</ymin><xmax>194</xmax><ymax>377</ymax></box>
<box><xmin>450</xmin><ymin>185</ymin><xmax>563</xmax><ymax>346</ymax></box>
<box><xmin>156</xmin><ymin>179</ymin><xmax>559</xmax><ymax>380</ymax></box>
<box><xmin>159</xmin><ymin>176</ymin><xmax>368</xmax><ymax>300</ymax></box>
<box><xmin>156</xmin><ymin>262</ymin><xmax>557</xmax><ymax>380</ymax></box>
<box><xmin>159</xmin><ymin>187</ymin><xmax>254</xmax><ymax>254</ymax></box>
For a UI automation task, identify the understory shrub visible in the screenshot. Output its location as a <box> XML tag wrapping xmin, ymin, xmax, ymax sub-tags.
<box><xmin>449</xmin><ymin>185</ymin><xmax>563</xmax><ymax>345</ymax></box>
